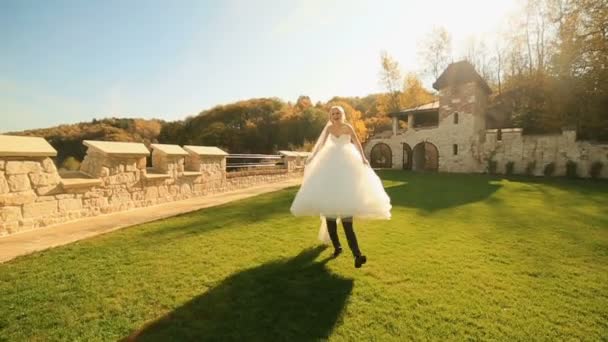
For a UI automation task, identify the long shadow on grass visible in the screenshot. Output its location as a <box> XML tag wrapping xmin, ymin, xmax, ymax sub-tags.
<box><xmin>377</xmin><ymin>170</ymin><xmax>502</xmax><ymax>212</ymax></box>
<box><xmin>123</xmin><ymin>246</ymin><xmax>352</xmax><ymax>341</ymax></box>
<box><xmin>143</xmin><ymin>188</ymin><xmax>299</xmax><ymax>239</ymax></box>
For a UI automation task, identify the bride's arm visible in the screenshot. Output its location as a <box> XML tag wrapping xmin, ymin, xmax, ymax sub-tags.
<box><xmin>347</xmin><ymin>125</ymin><xmax>369</xmax><ymax>165</ymax></box>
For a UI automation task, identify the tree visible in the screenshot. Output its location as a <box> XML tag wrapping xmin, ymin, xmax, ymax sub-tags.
<box><xmin>401</xmin><ymin>73</ymin><xmax>435</xmax><ymax>109</ymax></box>
<box><xmin>549</xmin><ymin>0</ymin><xmax>608</xmax><ymax>140</ymax></box>
<box><xmin>378</xmin><ymin>51</ymin><xmax>402</xmax><ymax>114</ymax></box>
<box><xmin>464</xmin><ymin>36</ymin><xmax>494</xmax><ymax>85</ymax></box>
<box><xmin>483</xmin><ymin>0</ymin><xmax>607</xmax><ymax>140</ymax></box>
<box><xmin>418</xmin><ymin>27</ymin><xmax>452</xmax><ymax>79</ymax></box>
<box><xmin>294</xmin><ymin>96</ymin><xmax>313</xmax><ymax>112</ymax></box>
<box><xmin>493</xmin><ymin>42</ymin><xmax>504</xmax><ymax>94</ymax></box>
<box><xmin>158</xmin><ymin>121</ymin><xmax>186</xmax><ymax>145</ymax></box>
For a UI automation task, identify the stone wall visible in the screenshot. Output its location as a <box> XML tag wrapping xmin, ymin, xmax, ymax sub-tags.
<box><xmin>0</xmin><ymin>157</ymin><xmax>63</xmax><ymax>234</ymax></box>
<box><xmin>0</xmin><ymin>137</ymin><xmax>303</xmax><ymax>237</ymax></box>
<box><xmin>482</xmin><ymin>128</ymin><xmax>608</xmax><ymax>178</ymax></box>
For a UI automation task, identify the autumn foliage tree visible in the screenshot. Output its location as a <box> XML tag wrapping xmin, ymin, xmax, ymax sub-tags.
<box><xmin>467</xmin><ymin>0</ymin><xmax>605</xmax><ymax>139</ymax></box>
<box><xmin>13</xmin><ymin>118</ymin><xmax>164</xmax><ymax>165</ymax></box>
<box><xmin>400</xmin><ymin>73</ymin><xmax>436</xmax><ymax>110</ymax></box>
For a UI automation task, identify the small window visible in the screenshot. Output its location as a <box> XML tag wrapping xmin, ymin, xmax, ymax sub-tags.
<box><xmin>453</xmin><ymin>144</ymin><xmax>458</xmax><ymax>155</ymax></box>
<box><xmin>454</xmin><ymin>112</ymin><xmax>459</xmax><ymax>124</ymax></box>
<box><xmin>497</xmin><ymin>129</ymin><xmax>502</xmax><ymax>141</ymax></box>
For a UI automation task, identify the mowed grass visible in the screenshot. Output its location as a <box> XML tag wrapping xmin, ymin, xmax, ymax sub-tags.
<box><xmin>0</xmin><ymin>171</ymin><xmax>607</xmax><ymax>341</ymax></box>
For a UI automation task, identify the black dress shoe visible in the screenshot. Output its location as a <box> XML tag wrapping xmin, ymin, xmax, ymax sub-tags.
<box><xmin>354</xmin><ymin>255</ymin><xmax>367</xmax><ymax>268</ymax></box>
<box><xmin>332</xmin><ymin>247</ymin><xmax>343</xmax><ymax>258</ymax></box>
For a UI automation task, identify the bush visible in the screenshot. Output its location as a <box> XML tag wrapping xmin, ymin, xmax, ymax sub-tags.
<box><xmin>590</xmin><ymin>161</ymin><xmax>603</xmax><ymax>179</ymax></box>
<box><xmin>566</xmin><ymin>160</ymin><xmax>578</xmax><ymax>178</ymax></box>
<box><xmin>505</xmin><ymin>161</ymin><xmax>515</xmax><ymax>175</ymax></box>
<box><xmin>543</xmin><ymin>162</ymin><xmax>555</xmax><ymax>176</ymax></box>
<box><xmin>525</xmin><ymin>161</ymin><xmax>536</xmax><ymax>176</ymax></box>
<box><xmin>487</xmin><ymin>160</ymin><xmax>498</xmax><ymax>174</ymax></box>
<box><xmin>61</xmin><ymin>156</ymin><xmax>81</xmax><ymax>171</ymax></box>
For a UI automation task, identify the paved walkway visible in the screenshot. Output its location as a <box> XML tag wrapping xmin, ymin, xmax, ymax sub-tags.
<box><xmin>0</xmin><ymin>178</ymin><xmax>302</xmax><ymax>263</ymax></box>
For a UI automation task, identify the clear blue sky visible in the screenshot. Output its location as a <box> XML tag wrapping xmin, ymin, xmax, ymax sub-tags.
<box><xmin>0</xmin><ymin>0</ymin><xmax>517</xmax><ymax>132</ymax></box>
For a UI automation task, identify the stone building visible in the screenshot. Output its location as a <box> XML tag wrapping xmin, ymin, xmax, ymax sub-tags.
<box><xmin>364</xmin><ymin>61</ymin><xmax>608</xmax><ymax>178</ymax></box>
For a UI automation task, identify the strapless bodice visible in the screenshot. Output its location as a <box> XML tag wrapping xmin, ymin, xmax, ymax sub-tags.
<box><xmin>329</xmin><ymin>133</ymin><xmax>351</xmax><ymax>144</ymax></box>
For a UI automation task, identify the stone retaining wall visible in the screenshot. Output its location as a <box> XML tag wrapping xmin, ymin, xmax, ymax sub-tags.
<box><xmin>481</xmin><ymin>128</ymin><xmax>608</xmax><ymax>177</ymax></box>
<box><xmin>0</xmin><ymin>136</ymin><xmax>306</xmax><ymax>237</ymax></box>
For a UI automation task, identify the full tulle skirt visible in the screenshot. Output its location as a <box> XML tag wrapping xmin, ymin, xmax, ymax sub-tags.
<box><xmin>290</xmin><ymin>135</ymin><xmax>391</xmax><ymax>220</ymax></box>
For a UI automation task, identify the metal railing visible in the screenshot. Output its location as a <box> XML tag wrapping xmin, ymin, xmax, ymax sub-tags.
<box><xmin>226</xmin><ymin>154</ymin><xmax>285</xmax><ymax>172</ymax></box>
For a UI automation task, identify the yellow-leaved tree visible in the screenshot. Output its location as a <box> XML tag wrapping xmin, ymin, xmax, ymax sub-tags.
<box><xmin>401</xmin><ymin>72</ymin><xmax>436</xmax><ymax>110</ymax></box>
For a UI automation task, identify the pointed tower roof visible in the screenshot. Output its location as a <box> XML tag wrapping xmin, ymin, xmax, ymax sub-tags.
<box><xmin>432</xmin><ymin>61</ymin><xmax>491</xmax><ymax>94</ymax></box>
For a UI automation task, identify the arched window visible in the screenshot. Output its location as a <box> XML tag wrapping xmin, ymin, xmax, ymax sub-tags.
<box><xmin>370</xmin><ymin>143</ymin><xmax>392</xmax><ymax>168</ymax></box>
<box><xmin>453</xmin><ymin>112</ymin><xmax>459</xmax><ymax>124</ymax></box>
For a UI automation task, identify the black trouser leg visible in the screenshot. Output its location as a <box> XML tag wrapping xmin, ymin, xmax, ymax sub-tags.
<box><xmin>341</xmin><ymin>217</ymin><xmax>362</xmax><ymax>257</ymax></box>
<box><xmin>325</xmin><ymin>218</ymin><xmax>341</xmax><ymax>250</ymax></box>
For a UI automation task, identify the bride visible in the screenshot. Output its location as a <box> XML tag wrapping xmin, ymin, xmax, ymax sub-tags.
<box><xmin>290</xmin><ymin>105</ymin><xmax>391</xmax><ymax>268</ymax></box>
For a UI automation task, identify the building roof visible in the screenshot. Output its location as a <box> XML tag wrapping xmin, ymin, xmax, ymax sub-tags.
<box><xmin>389</xmin><ymin>101</ymin><xmax>439</xmax><ymax>117</ymax></box>
<box><xmin>432</xmin><ymin>60</ymin><xmax>492</xmax><ymax>94</ymax></box>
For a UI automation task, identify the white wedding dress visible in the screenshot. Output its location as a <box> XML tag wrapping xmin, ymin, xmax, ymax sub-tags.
<box><xmin>290</xmin><ymin>133</ymin><xmax>391</xmax><ymax>220</ymax></box>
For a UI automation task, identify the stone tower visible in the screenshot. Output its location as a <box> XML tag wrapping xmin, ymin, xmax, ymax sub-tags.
<box><xmin>433</xmin><ymin>61</ymin><xmax>491</xmax><ymax>141</ymax></box>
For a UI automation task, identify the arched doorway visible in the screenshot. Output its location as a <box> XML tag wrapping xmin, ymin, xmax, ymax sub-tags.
<box><xmin>412</xmin><ymin>142</ymin><xmax>439</xmax><ymax>171</ymax></box>
<box><xmin>370</xmin><ymin>143</ymin><xmax>392</xmax><ymax>168</ymax></box>
<box><xmin>402</xmin><ymin>143</ymin><xmax>412</xmax><ymax>170</ymax></box>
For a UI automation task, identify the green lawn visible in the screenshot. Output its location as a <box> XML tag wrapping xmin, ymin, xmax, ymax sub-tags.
<box><xmin>1</xmin><ymin>171</ymin><xmax>607</xmax><ymax>341</ymax></box>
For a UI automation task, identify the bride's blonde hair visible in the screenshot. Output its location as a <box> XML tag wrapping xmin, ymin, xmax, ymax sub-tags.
<box><xmin>329</xmin><ymin>105</ymin><xmax>346</xmax><ymax>123</ymax></box>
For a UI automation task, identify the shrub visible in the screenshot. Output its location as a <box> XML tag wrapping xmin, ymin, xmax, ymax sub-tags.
<box><xmin>525</xmin><ymin>161</ymin><xmax>536</xmax><ymax>176</ymax></box>
<box><xmin>487</xmin><ymin>160</ymin><xmax>498</xmax><ymax>174</ymax></box>
<box><xmin>590</xmin><ymin>161</ymin><xmax>603</xmax><ymax>179</ymax></box>
<box><xmin>505</xmin><ymin>161</ymin><xmax>515</xmax><ymax>175</ymax></box>
<box><xmin>566</xmin><ymin>160</ymin><xmax>578</xmax><ymax>178</ymax></box>
<box><xmin>543</xmin><ymin>162</ymin><xmax>555</xmax><ymax>176</ymax></box>
<box><xmin>61</xmin><ymin>156</ymin><xmax>81</xmax><ymax>171</ymax></box>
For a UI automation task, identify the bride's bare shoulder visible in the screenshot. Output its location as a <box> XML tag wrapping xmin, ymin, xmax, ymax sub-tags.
<box><xmin>338</xmin><ymin>123</ymin><xmax>352</xmax><ymax>132</ymax></box>
<box><xmin>343</xmin><ymin>123</ymin><xmax>356</xmax><ymax>134</ymax></box>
